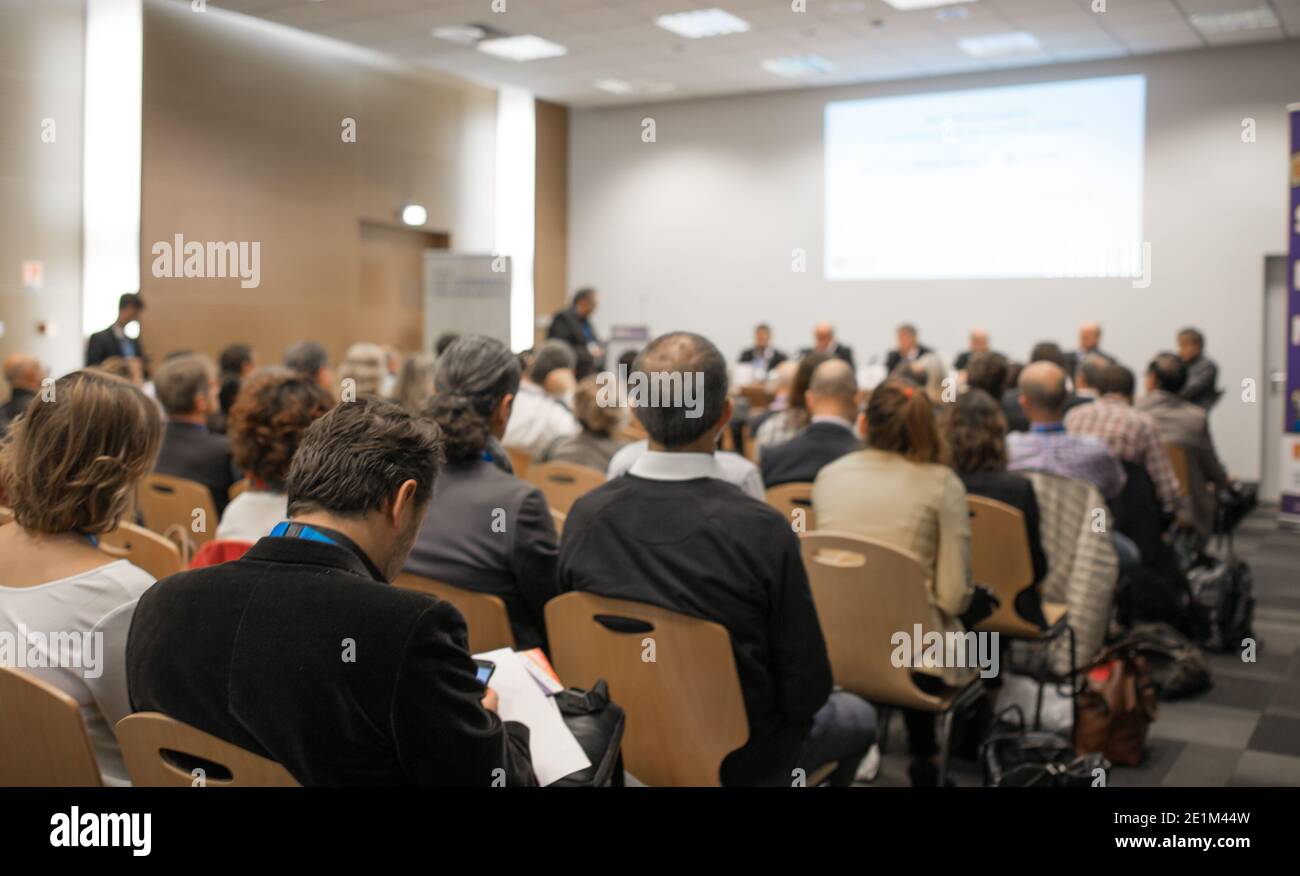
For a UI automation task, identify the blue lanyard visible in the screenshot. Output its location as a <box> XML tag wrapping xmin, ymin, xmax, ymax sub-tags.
<box><xmin>269</xmin><ymin>522</ymin><xmax>338</xmax><ymax>546</ymax></box>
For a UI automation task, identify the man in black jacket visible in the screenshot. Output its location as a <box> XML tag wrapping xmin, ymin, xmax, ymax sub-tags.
<box><xmin>761</xmin><ymin>358</ymin><xmax>861</xmax><ymax>487</ymax></box>
<box><xmin>737</xmin><ymin>323</ymin><xmax>787</xmax><ymax>379</ymax></box>
<box><xmin>884</xmin><ymin>323</ymin><xmax>931</xmax><ymax>375</ymax></box>
<box><xmin>547</xmin><ymin>287</ymin><xmax>601</xmax><ymax>378</ymax></box>
<box><xmin>127</xmin><ymin>397</ymin><xmax>536</xmax><ymax>786</ymax></box>
<box><xmin>152</xmin><ymin>353</ymin><xmax>240</xmax><ymax>516</ymax></box>
<box><xmin>85</xmin><ymin>292</ymin><xmax>146</xmax><ymax>369</ymax></box>
<box><xmin>558</xmin><ymin>331</ymin><xmax>874</xmax><ymax>786</ymax></box>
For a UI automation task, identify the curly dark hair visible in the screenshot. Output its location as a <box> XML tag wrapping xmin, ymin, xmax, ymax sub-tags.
<box><xmin>228</xmin><ymin>370</ymin><xmax>334</xmax><ymax>485</ymax></box>
<box><xmin>938</xmin><ymin>389</ymin><xmax>1008</xmax><ymax>475</ymax></box>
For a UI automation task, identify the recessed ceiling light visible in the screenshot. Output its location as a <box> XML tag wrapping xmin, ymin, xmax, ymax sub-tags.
<box><xmin>594</xmin><ymin>79</ymin><xmax>676</xmax><ymax>95</ymax></box>
<box><xmin>882</xmin><ymin>0</ymin><xmax>974</xmax><ymax>10</ymax></box>
<box><xmin>761</xmin><ymin>54</ymin><xmax>836</xmax><ymax>79</ymax></box>
<box><xmin>655</xmin><ymin>8</ymin><xmax>750</xmax><ymax>39</ymax></box>
<box><xmin>476</xmin><ymin>35</ymin><xmax>567</xmax><ymax>62</ymax></box>
<box><xmin>1188</xmin><ymin>6</ymin><xmax>1278</xmax><ymax>35</ymax></box>
<box><xmin>958</xmin><ymin>31</ymin><xmax>1041</xmax><ymax>59</ymax></box>
<box><xmin>431</xmin><ymin>25</ymin><xmax>487</xmax><ymax>45</ymax></box>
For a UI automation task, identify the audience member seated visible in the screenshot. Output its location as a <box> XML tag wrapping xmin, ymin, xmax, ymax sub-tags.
<box><xmin>405</xmin><ymin>335</ymin><xmax>560</xmax><ymax>651</ymax></box>
<box><xmin>884</xmin><ymin>322</ymin><xmax>933</xmax><ymax>374</ymax></box>
<box><xmin>1007</xmin><ymin>362</ymin><xmax>1139</xmax><ymax>574</ymax></box>
<box><xmin>1065</xmin><ymin>362</ymin><xmax>1182</xmax><ymax>518</ymax></box>
<box><xmin>0</xmin><ymin>369</ymin><xmax>162</xmax><ymax>785</ymax></box>
<box><xmin>1072</xmin><ymin>352</ymin><xmax>1109</xmax><ymax>402</ymax></box>
<box><xmin>153</xmin><ymin>353</ymin><xmax>241</xmax><ymax>516</ymax></box>
<box><xmin>127</xmin><ymin>398</ymin><xmax>537</xmax><ymax>786</ymax></box>
<box><xmin>799</xmin><ymin>321</ymin><xmax>855</xmax><ymax>369</ymax></box>
<box><xmin>536</xmin><ymin>375</ymin><xmax>625</xmax><ymax>471</ymax></box>
<box><xmin>1177</xmin><ymin>327</ymin><xmax>1220</xmax><ymax>410</ymax></box>
<box><xmin>754</xmin><ymin>352</ymin><xmax>831</xmax><ymax>450</ymax></box>
<box><xmin>964</xmin><ymin>351</ymin><xmax>1010</xmax><ymax>399</ymax></box>
<box><xmin>737</xmin><ymin>322</ymin><xmax>787</xmax><ymax>381</ymax></box>
<box><xmin>559</xmin><ymin>331</ymin><xmax>875</xmax><ymax>786</ymax></box>
<box><xmin>814</xmin><ymin>379</ymin><xmax>977</xmax><ymax>786</ymax></box>
<box><xmin>1139</xmin><ymin>352</ymin><xmax>1228</xmax><ymax>537</ymax></box>
<box><xmin>938</xmin><ymin>390</ymin><xmax>1048</xmax><ymax>627</ymax></box>
<box><xmin>212</xmin><ymin>342</ymin><xmax>255</xmax><ymax>434</ymax></box>
<box><xmin>503</xmin><ymin>340</ymin><xmax>579</xmax><ymax>456</ymax></box>
<box><xmin>760</xmin><ymin>358</ymin><xmax>861</xmax><ymax>487</ymax></box>
<box><xmin>953</xmin><ymin>328</ymin><xmax>996</xmax><ymax>372</ymax></box>
<box><xmin>1002</xmin><ymin>342</ymin><xmax>1091</xmax><ymax>432</ymax></box>
<box><xmin>217</xmin><ymin>370</ymin><xmax>333</xmax><ymax>543</ymax></box>
<box><xmin>0</xmin><ymin>353</ymin><xmax>45</xmax><ymax>436</ymax></box>
<box><xmin>339</xmin><ymin>342</ymin><xmax>387</xmax><ymax>399</ymax></box>
<box><xmin>898</xmin><ymin>351</ymin><xmax>949</xmax><ymax>404</ymax></box>
<box><xmin>392</xmin><ymin>352</ymin><xmax>435</xmax><ymax>414</ymax></box>
<box><xmin>283</xmin><ymin>339</ymin><xmax>336</xmax><ymax>397</ymax></box>
<box><xmin>434</xmin><ymin>331</ymin><xmax>461</xmax><ymax>359</ymax></box>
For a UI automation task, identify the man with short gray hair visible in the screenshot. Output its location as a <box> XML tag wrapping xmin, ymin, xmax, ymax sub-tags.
<box><xmin>152</xmin><ymin>352</ymin><xmax>240</xmax><ymax>515</ymax></box>
<box><xmin>761</xmin><ymin>358</ymin><xmax>861</xmax><ymax>487</ymax></box>
<box><xmin>502</xmin><ymin>339</ymin><xmax>579</xmax><ymax>456</ymax></box>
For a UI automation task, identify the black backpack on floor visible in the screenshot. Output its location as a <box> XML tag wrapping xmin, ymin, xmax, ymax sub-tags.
<box><xmin>1123</xmin><ymin>622</ymin><xmax>1212</xmax><ymax>699</ymax></box>
<box><xmin>1186</xmin><ymin>556</ymin><xmax>1255</xmax><ymax>653</ymax></box>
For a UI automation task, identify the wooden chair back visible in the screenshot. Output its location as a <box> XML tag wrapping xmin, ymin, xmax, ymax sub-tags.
<box><xmin>967</xmin><ymin>496</ymin><xmax>1044</xmax><ymax>638</ymax></box>
<box><xmin>116</xmin><ymin>712</ymin><xmax>299</xmax><ymax>787</ymax></box>
<box><xmin>545</xmin><ymin>591</ymin><xmax>749</xmax><ymax>786</ymax></box>
<box><xmin>550</xmin><ymin>507</ymin><xmax>567</xmax><ymax>536</ymax></box>
<box><xmin>524</xmin><ymin>461</ymin><xmax>605</xmax><ymax>515</ymax></box>
<box><xmin>799</xmin><ymin>532</ymin><xmax>952</xmax><ymax>712</ymax></box>
<box><xmin>99</xmin><ymin>522</ymin><xmax>183</xmax><ymax>581</ymax></box>
<box><xmin>506</xmin><ymin>446</ymin><xmax>532</xmax><ymax>478</ymax></box>
<box><xmin>0</xmin><ymin>667</ymin><xmax>103</xmax><ymax>786</ymax></box>
<box><xmin>228</xmin><ymin>478</ymin><xmax>250</xmax><ymax>501</ymax></box>
<box><xmin>765</xmin><ymin>482</ymin><xmax>816</xmax><ymax>530</ymax></box>
<box><xmin>393</xmin><ymin>573</ymin><xmax>516</xmax><ymax>653</ymax></box>
<box><xmin>137</xmin><ymin>473</ymin><xmax>218</xmax><ymax>561</ymax></box>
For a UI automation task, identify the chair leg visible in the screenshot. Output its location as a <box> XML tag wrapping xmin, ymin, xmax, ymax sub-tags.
<box><xmin>876</xmin><ymin>706</ymin><xmax>892</xmax><ymax>756</ymax></box>
<box><xmin>937</xmin><ymin>709</ymin><xmax>955</xmax><ymax>786</ymax></box>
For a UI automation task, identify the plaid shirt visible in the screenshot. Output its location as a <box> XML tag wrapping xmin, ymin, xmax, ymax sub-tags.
<box><xmin>1007</xmin><ymin>423</ymin><xmax>1127</xmax><ymax>500</ymax></box>
<box><xmin>1064</xmin><ymin>395</ymin><xmax>1182</xmax><ymax>513</ymax></box>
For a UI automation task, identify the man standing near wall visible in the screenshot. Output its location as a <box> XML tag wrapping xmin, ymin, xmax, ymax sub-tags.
<box><xmin>548</xmin><ymin>288</ymin><xmax>602</xmax><ymax>379</ymax></box>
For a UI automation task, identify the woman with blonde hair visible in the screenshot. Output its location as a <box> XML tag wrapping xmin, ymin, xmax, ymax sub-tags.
<box><xmin>338</xmin><ymin>342</ymin><xmax>387</xmax><ymax>399</ymax></box>
<box><xmin>0</xmin><ymin>370</ymin><xmax>163</xmax><ymax>784</ymax></box>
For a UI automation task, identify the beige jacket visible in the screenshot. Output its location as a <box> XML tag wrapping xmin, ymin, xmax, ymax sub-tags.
<box><xmin>813</xmin><ymin>448</ymin><xmax>975</xmax><ymax>685</ymax></box>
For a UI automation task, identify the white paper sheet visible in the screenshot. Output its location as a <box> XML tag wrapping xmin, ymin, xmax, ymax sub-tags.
<box><xmin>474</xmin><ymin>647</ymin><xmax>591</xmax><ymax>786</ymax></box>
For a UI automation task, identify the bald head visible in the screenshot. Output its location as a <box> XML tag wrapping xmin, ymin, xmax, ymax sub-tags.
<box><xmin>3</xmin><ymin>354</ymin><xmax>44</xmax><ymax>392</ymax></box>
<box><xmin>806</xmin><ymin>358</ymin><xmax>858</xmax><ymax>421</ymax></box>
<box><xmin>969</xmin><ymin>329</ymin><xmax>989</xmax><ymax>353</ymax></box>
<box><xmin>813</xmin><ymin>322</ymin><xmax>835</xmax><ymax>351</ymax></box>
<box><xmin>1079</xmin><ymin>322</ymin><xmax>1102</xmax><ymax>353</ymax></box>
<box><xmin>1018</xmin><ymin>360</ymin><xmax>1069</xmax><ymax>422</ymax></box>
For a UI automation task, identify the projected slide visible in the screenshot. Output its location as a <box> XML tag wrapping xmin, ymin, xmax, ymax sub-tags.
<box><xmin>824</xmin><ymin>75</ymin><xmax>1146</xmax><ymax>280</ymax></box>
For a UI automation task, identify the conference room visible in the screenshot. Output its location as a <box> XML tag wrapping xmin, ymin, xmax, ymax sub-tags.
<box><xmin>2</xmin><ymin>0</ymin><xmax>1299</xmax><ymax>851</ymax></box>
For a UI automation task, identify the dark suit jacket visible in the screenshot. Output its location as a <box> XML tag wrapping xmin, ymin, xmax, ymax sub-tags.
<box><xmin>739</xmin><ymin>347</ymin><xmax>788</xmax><ymax>371</ymax></box>
<box><xmin>884</xmin><ymin>344</ymin><xmax>933</xmax><ymax>375</ymax></box>
<box><xmin>0</xmin><ymin>388</ymin><xmax>35</xmax><ymax>436</ymax></box>
<box><xmin>1180</xmin><ymin>355</ymin><xmax>1220</xmax><ymax>410</ymax></box>
<box><xmin>85</xmin><ymin>325</ymin><xmax>144</xmax><ymax>367</ymax></box>
<box><xmin>547</xmin><ymin>308</ymin><xmax>597</xmax><ymax>377</ymax></box>
<box><xmin>154</xmin><ymin>421</ymin><xmax>240</xmax><ymax>516</ymax></box>
<box><xmin>558</xmin><ymin>475</ymin><xmax>833</xmax><ymax>786</ymax></box>
<box><xmin>798</xmin><ymin>344</ymin><xmax>855</xmax><ymax>370</ymax></box>
<box><xmin>760</xmin><ymin>420</ymin><xmax>861</xmax><ymax>487</ymax></box>
<box><xmin>1001</xmin><ymin>389</ymin><xmax>1092</xmax><ymax>433</ymax></box>
<box><xmin>126</xmin><ymin>529</ymin><xmax>536</xmax><ymax>786</ymax></box>
<box><xmin>405</xmin><ymin>458</ymin><xmax>560</xmax><ymax>651</ymax></box>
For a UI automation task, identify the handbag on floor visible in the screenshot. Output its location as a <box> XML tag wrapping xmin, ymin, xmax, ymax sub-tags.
<box><xmin>1125</xmin><ymin>622</ymin><xmax>1212</xmax><ymax>700</ymax></box>
<box><xmin>1074</xmin><ymin>642</ymin><xmax>1158</xmax><ymax>767</ymax></box>
<box><xmin>981</xmin><ymin>706</ymin><xmax>1108</xmax><ymax>787</ymax></box>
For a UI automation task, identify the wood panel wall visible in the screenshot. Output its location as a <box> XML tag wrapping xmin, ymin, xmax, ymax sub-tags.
<box><xmin>138</xmin><ymin>0</ymin><xmax>497</xmax><ymax>367</ymax></box>
<box><xmin>534</xmin><ymin>99</ymin><xmax>570</xmax><ymax>346</ymax></box>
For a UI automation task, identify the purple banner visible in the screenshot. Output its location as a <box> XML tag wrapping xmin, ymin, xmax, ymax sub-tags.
<box><xmin>1284</xmin><ymin>104</ymin><xmax>1300</xmax><ymax>521</ymax></box>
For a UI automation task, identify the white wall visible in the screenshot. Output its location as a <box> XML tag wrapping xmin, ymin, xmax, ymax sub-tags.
<box><xmin>569</xmin><ymin>40</ymin><xmax>1300</xmax><ymax>480</ymax></box>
